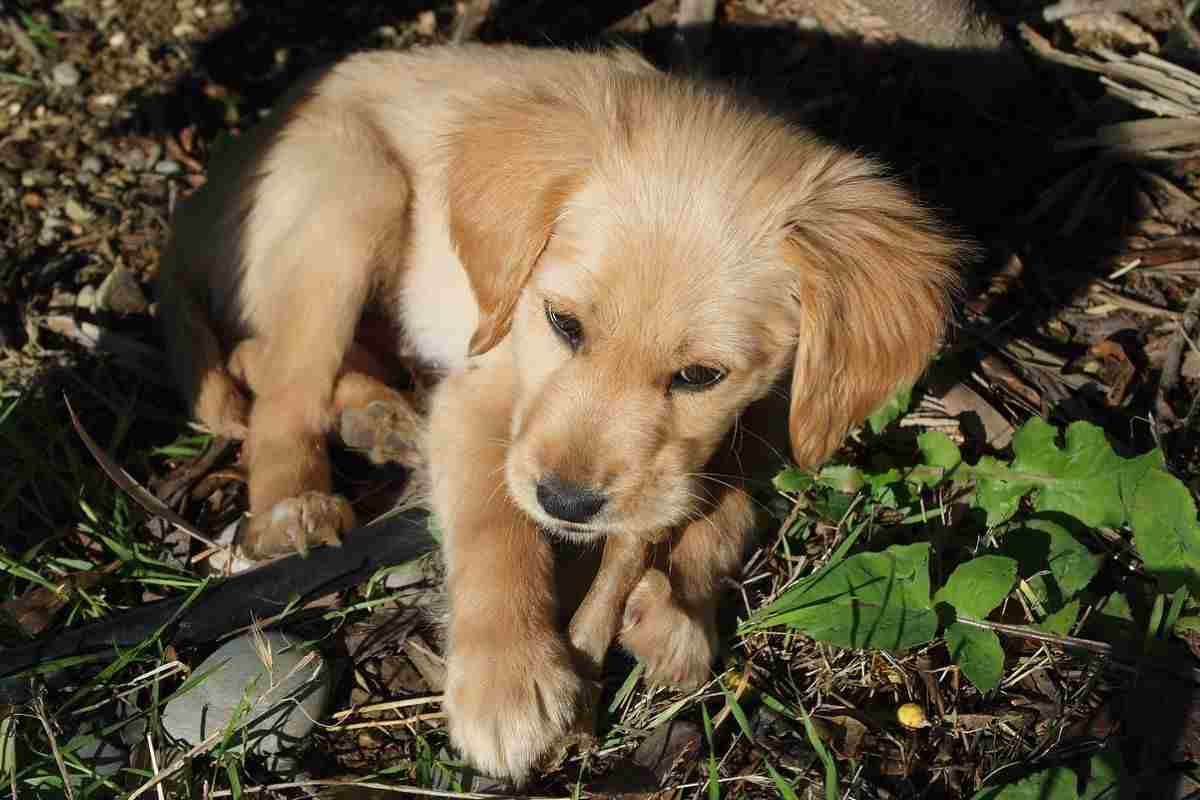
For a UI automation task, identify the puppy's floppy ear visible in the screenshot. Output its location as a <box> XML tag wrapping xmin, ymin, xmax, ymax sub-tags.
<box><xmin>446</xmin><ymin>89</ymin><xmax>592</xmax><ymax>356</ymax></box>
<box><xmin>783</xmin><ymin>151</ymin><xmax>964</xmax><ymax>468</ymax></box>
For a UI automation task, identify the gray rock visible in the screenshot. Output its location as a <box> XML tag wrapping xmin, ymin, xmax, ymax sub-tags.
<box><xmin>154</xmin><ymin>159</ymin><xmax>181</xmax><ymax>176</ymax></box>
<box><xmin>72</xmin><ymin>721</ymin><xmax>127</xmax><ymax>781</ymax></box>
<box><xmin>96</xmin><ymin>266</ymin><xmax>148</xmax><ymax>315</ymax></box>
<box><xmin>52</xmin><ymin>61</ymin><xmax>81</xmax><ymax>87</ymax></box>
<box><xmin>162</xmin><ymin>631</ymin><xmax>331</xmax><ymax>770</ymax></box>
<box><xmin>81</xmin><ymin>155</ymin><xmax>103</xmax><ymax>174</ymax></box>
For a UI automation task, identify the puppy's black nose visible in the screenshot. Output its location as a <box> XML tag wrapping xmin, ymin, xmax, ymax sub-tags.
<box><xmin>536</xmin><ymin>476</ymin><xmax>606</xmax><ymax>524</ymax></box>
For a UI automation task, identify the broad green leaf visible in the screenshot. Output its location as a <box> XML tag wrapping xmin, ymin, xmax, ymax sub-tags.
<box><xmin>1004</xmin><ymin>519</ymin><xmax>1102</xmax><ymax>609</ymax></box>
<box><xmin>971</xmin><ymin>767</ymin><xmax>1078</xmax><ymax>800</ymax></box>
<box><xmin>864</xmin><ymin>467</ymin><xmax>911</xmax><ymax>509</ymax></box>
<box><xmin>919</xmin><ymin>430</ymin><xmax>962</xmax><ymax>473</ymax></box>
<box><xmin>934</xmin><ymin>555</ymin><xmax>1018</xmax><ymax>619</ymax></box>
<box><xmin>867</xmin><ymin>385</ymin><xmax>912</xmax><ymax>434</ymax></box>
<box><xmin>1124</xmin><ymin>452</ymin><xmax>1200</xmax><ymax>591</ymax></box>
<box><xmin>757</xmin><ymin>543</ymin><xmax>938</xmax><ymax>651</ymax></box>
<box><xmin>975</xmin><ymin>455</ymin><xmax>1027</xmax><ymax>526</ymax></box>
<box><xmin>864</xmin><ymin>467</ymin><xmax>903</xmax><ymax>493</ymax></box>
<box><xmin>773</xmin><ymin>467</ymin><xmax>813</xmax><ymax>494</ymax></box>
<box><xmin>973</xmin><ymin>419</ymin><xmax>1200</xmax><ymax>590</ymax></box>
<box><xmin>976</xmin><ymin>420</ymin><xmax>1127</xmax><ymax>526</ymax></box>
<box><xmin>1081</xmin><ymin>749</ymin><xmax>1122</xmax><ymax>800</ymax></box>
<box><xmin>1012</xmin><ymin>420</ymin><xmax>1127</xmax><ymax>527</ymax></box>
<box><xmin>810</xmin><ymin>489</ymin><xmax>855</xmax><ymax>524</ymax></box>
<box><xmin>1036</xmin><ymin>599</ymin><xmax>1080</xmax><ymax>636</ymax></box>
<box><xmin>817</xmin><ymin>465</ymin><xmax>864</xmax><ymax>494</ymax></box>
<box><xmin>944</xmin><ymin>622</ymin><xmax>1005</xmax><ymax>692</ymax></box>
<box><xmin>1101</xmin><ymin>591</ymin><xmax>1134</xmax><ymax>623</ymax></box>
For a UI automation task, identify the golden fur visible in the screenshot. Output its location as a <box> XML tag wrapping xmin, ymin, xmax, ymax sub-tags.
<box><xmin>159</xmin><ymin>44</ymin><xmax>963</xmax><ymax>781</ymax></box>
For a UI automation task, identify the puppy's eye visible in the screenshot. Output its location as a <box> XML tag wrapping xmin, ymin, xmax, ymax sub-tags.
<box><xmin>670</xmin><ymin>365</ymin><xmax>725</xmax><ymax>392</ymax></box>
<box><xmin>545</xmin><ymin>303</ymin><xmax>584</xmax><ymax>350</ymax></box>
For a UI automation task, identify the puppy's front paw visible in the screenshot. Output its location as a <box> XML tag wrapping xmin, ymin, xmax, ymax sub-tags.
<box><xmin>238</xmin><ymin>491</ymin><xmax>355</xmax><ymax>559</ymax></box>
<box><xmin>446</xmin><ymin>634</ymin><xmax>587</xmax><ymax>783</ymax></box>
<box><xmin>338</xmin><ymin>399</ymin><xmax>423</xmax><ymax>468</ymax></box>
<box><xmin>620</xmin><ymin>570</ymin><xmax>716</xmax><ymax>690</ymax></box>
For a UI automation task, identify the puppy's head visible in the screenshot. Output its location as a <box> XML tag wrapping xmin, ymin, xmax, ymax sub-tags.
<box><xmin>449</xmin><ymin>73</ymin><xmax>962</xmax><ymax>541</ymax></box>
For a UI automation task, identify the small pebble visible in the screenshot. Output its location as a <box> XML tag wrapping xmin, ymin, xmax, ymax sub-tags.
<box><xmin>108</xmin><ymin>31</ymin><xmax>127</xmax><ymax>48</ymax></box>
<box><xmin>154</xmin><ymin>159</ymin><xmax>181</xmax><ymax>176</ymax></box>
<box><xmin>161</xmin><ymin>631</ymin><xmax>332</xmax><ymax>770</ymax></box>
<box><xmin>96</xmin><ymin>266</ymin><xmax>149</xmax><ymax>315</ymax></box>
<box><xmin>52</xmin><ymin>61</ymin><xmax>81</xmax><ymax>87</ymax></box>
<box><xmin>64</xmin><ymin>197</ymin><xmax>94</xmax><ymax>223</ymax></box>
<box><xmin>81</xmin><ymin>155</ymin><xmax>103</xmax><ymax>174</ymax></box>
<box><xmin>21</xmin><ymin>169</ymin><xmax>54</xmax><ymax>188</ymax></box>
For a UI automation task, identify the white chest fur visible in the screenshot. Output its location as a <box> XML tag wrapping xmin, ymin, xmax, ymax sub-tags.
<box><xmin>399</xmin><ymin>191</ymin><xmax>478</xmax><ymax>371</ymax></box>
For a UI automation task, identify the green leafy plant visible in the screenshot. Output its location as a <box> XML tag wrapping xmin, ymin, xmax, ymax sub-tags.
<box><xmin>933</xmin><ymin>554</ymin><xmax>1017</xmax><ymax>691</ymax></box>
<box><xmin>750</xmin><ymin>417</ymin><xmax>1200</xmax><ymax>694</ymax></box>
<box><xmin>970</xmin><ymin>749</ymin><xmax>1123</xmax><ymax>799</ymax></box>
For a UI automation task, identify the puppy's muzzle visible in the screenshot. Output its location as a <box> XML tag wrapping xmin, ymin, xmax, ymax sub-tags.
<box><xmin>535</xmin><ymin>475</ymin><xmax>606</xmax><ymax>524</ymax></box>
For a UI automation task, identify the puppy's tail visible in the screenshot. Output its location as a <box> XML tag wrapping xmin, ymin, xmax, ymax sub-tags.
<box><xmin>157</xmin><ymin>243</ymin><xmax>250</xmax><ymax>441</ymax></box>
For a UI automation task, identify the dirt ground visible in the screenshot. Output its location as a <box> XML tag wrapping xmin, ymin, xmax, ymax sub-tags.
<box><xmin>5</xmin><ymin>0</ymin><xmax>1200</xmax><ymax>798</ymax></box>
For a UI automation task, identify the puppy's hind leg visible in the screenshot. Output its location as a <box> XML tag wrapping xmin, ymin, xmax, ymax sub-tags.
<box><xmin>234</xmin><ymin>152</ymin><xmax>412</xmax><ymax>559</ymax></box>
<box><xmin>158</xmin><ymin>250</ymin><xmax>250</xmax><ymax>441</ymax></box>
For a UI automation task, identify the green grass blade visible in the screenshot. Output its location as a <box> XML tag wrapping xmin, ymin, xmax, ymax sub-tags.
<box><xmin>766</xmin><ymin>762</ymin><xmax>800</xmax><ymax>800</ymax></box>
<box><xmin>608</xmin><ymin>662</ymin><xmax>644</xmax><ymax>713</ymax></box>
<box><xmin>799</xmin><ymin>707</ymin><xmax>838</xmax><ymax>800</ymax></box>
<box><xmin>718</xmin><ymin>679</ymin><xmax>755</xmax><ymax>743</ymax></box>
<box><xmin>701</xmin><ymin>702</ymin><xmax>720</xmax><ymax>800</ymax></box>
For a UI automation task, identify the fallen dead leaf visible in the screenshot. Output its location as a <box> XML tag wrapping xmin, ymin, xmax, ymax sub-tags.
<box><xmin>937</xmin><ymin>382</ymin><xmax>1016</xmax><ymax>447</ymax></box>
<box><xmin>0</xmin><ymin>568</ymin><xmax>111</xmax><ymax>637</ymax></box>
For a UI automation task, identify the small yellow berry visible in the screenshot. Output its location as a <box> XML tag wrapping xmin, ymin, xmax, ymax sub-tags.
<box><xmin>897</xmin><ymin>702</ymin><xmax>930</xmax><ymax>730</ymax></box>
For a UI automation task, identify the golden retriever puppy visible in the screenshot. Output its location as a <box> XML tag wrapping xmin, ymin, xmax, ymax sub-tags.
<box><xmin>158</xmin><ymin>44</ymin><xmax>962</xmax><ymax>780</ymax></box>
